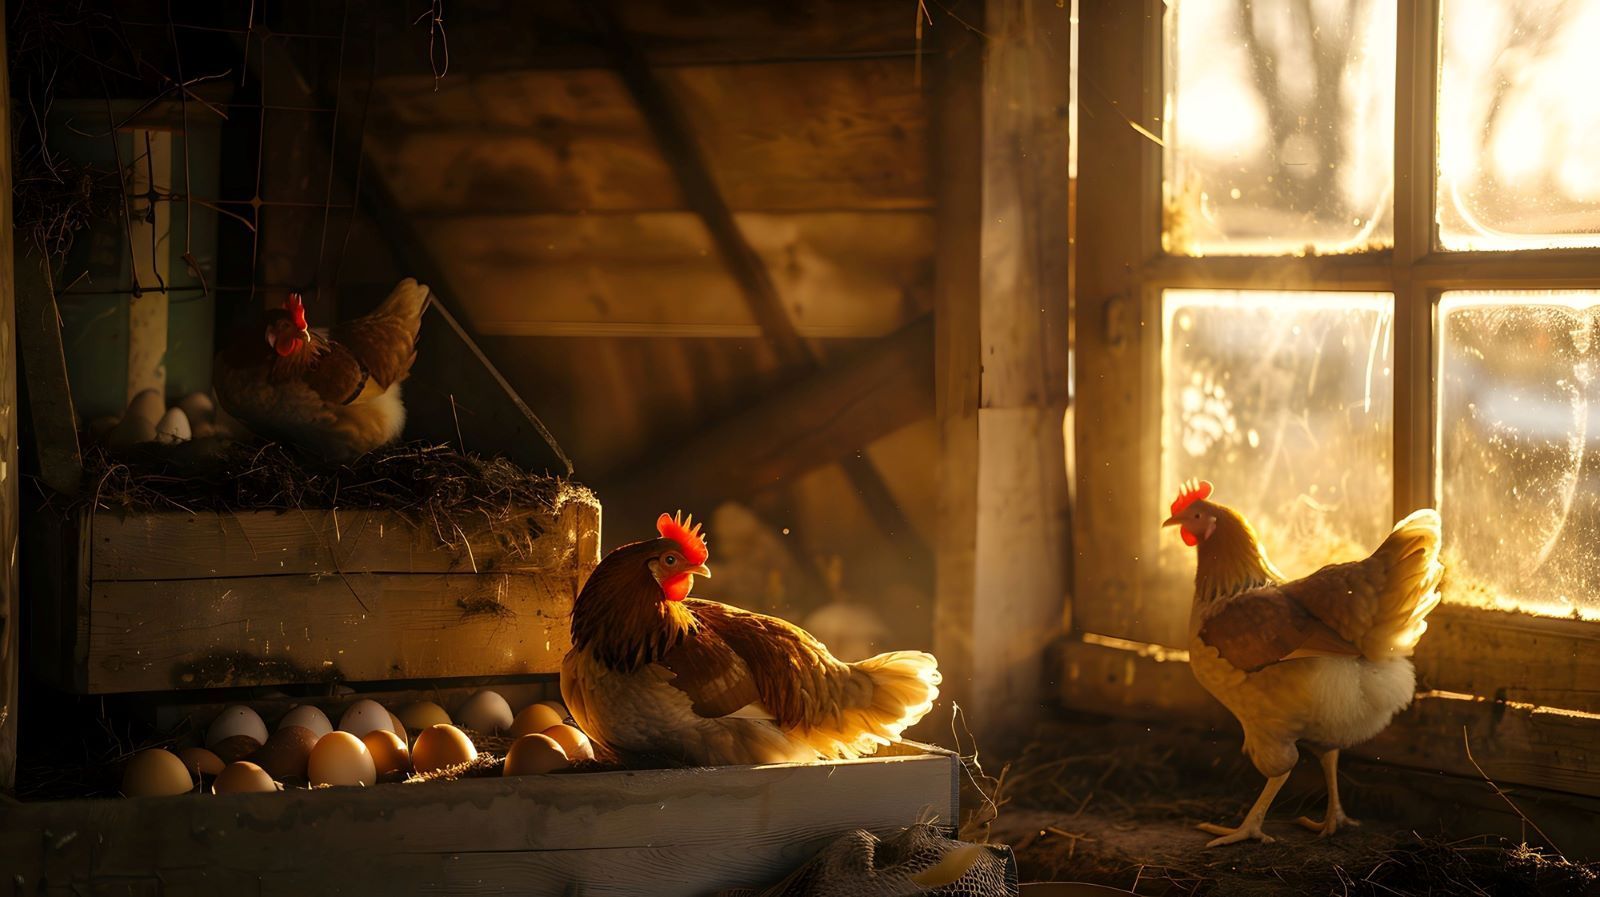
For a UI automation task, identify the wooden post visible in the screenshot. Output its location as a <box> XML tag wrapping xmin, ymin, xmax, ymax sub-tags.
<box><xmin>933</xmin><ymin>0</ymin><xmax>1073</xmax><ymax>743</ymax></box>
<box><xmin>0</xmin><ymin>10</ymin><xmax>21</xmax><ymax>790</ymax></box>
<box><xmin>124</xmin><ymin>129</ymin><xmax>172</xmax><ymax>404</ymax></box>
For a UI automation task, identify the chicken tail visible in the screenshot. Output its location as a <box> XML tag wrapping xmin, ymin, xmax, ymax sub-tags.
<box><xmin>372</xmin><ymin>277</ymin><xmax>431</xmax><ymax>336</ymax></box>
<box><xmin>1366</xmin><ymin>508</ymin><xmax>1444</xmax><ymax>658</ymax></box>
<box><xmin>798</xmin><ymin>650</ymin><xmax>941</xmax><ymax>759</ymax></box>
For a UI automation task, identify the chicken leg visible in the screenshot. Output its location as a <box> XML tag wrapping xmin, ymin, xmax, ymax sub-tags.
<box><xmin>1295</xmin><ymin>747</ymin><xmax>1360</xmax><ymax>836</ymax></box>
<box><xmin>1197</xmin><ymin>771</ymin><xmax>1289</xmax><ymax>847</ymax></box>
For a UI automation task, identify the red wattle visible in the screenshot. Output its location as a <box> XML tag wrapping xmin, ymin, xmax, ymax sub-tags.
<box><xmin>662</xmin><ymin>573</ymin><xmax>693</xmax><ymax>602</ymax></box>
<box><xmin>1181</xmin><ymin>529</ymin><xmax>1198</xmax><ymax>547</ymax></box>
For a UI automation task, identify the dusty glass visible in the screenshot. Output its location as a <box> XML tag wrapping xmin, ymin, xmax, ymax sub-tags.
<box><xmin>1161</xmin><ymin>290</ymin><xmax>1395</xmax><ymax>579</ymax></box>
<box><xmin>1437</xmin><ymin>0</ymin><xmax>1600</xmax><ymax>251</ymax></box>
<box><xmin>1163</xmin><ymin>0</ymin><xmax>1396</xmax><ymax>256</ymax></box>
<box><xmin>1438</xmin><ymin>291</ymin><xmax>1600</xmax><ymax>619</ymax></box>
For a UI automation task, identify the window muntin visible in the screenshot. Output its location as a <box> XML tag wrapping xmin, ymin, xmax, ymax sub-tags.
<box><xmin>1438</xmin><ymin>291</ymin><xmax>1600</xmax><ymax>619</ymax></box>
<box><xmin>1162</xmin><ymin>290</ymin><xmax>1395</xmax><ymax>578</ymax></box>
<box><xmin>1163</xmin><ymin>0</ymin><xmax>1396</xmax><ymax>256</ymax></box>
<box><xmin>1436</xmin><ymin>0</ymin><xmax>1600</xmax><ymax>251</ymax></box>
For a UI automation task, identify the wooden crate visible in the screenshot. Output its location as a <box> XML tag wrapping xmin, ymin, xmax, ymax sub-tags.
<box><xmin>30</xmin><ymin>497</ymin><xmax>601</xmax><ymax>693</ymax></box>
<box><xmin>1</xmin><ymin>748</ymin><xmax>959</xmax><ymax>896</ymax></box>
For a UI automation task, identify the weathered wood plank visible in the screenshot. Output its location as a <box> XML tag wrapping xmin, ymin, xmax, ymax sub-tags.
<box><xmin>13</xmin><ymin>251</ymin><xmax>82</xmax><ymax>496</ymax></box>
<box><xmin>932</xmin><ymin>0</ymin><xmax>1074</xmax><ymax>745</ymax></box>
<box><xmin>87</xmin><ymin>572</ymin><xmax>572</xmax><ymax>693</ymax></box>
<box><xmin>368</xmin><ymin>0</ymin><xmax>924</xmax><ymax>76</ymax></box>
<box><xmin>368</xmin><ymin>60</ymin><xmax>929</xmax><ymax>214</ymax></box>
<box><xmin>91</xmin><ymin>499</ymin><xmax>596</xmax><ymax>580</ymax></box>
<box><xmin>1059</xmin><ymin>638</ymin><xmax>1600</xmax><ymax>799</ymax></box>
<box><xmin>0</xmin><ymin>9</ymin><xmax>18</xmax><ymax>790</ymax></box>
<box><xmin>1413</xmin><ymin>606</ymin><xmax>1600</xmax><ymax>715</ymax></box>
<box><xmin>1071</xmin><ymin>0</ymin><xmax>1172</xmax><ymax>647</ymax></box>
<box><xmin>408</xmin><ymin>212</ymin><xmax>933</xmax><ymax>339</ymax></box>
<box><xmin>601</xmin><ymin>316</ymin><xmax>933</xmax><ymax>525</ymax></box>
<box><xmin>2</xmin><ymin>752</ymin><xmax>957</xmax><ymax>896</ymax></box>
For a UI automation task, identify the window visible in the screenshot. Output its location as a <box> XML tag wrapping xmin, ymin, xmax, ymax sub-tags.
<box><xmin>1072</xmin><ymin>0</ymin><xmax>1600</xmax><ymax>785</ymax></box>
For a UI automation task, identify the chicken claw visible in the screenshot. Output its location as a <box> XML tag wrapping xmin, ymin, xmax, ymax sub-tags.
<box><xmin>1197</xmin><ymin>821</ymin><xmax>1276</xmax><ymax>847</ymax></box>
<box><xmin>1294</xmin><ymin>811</ymin><xmax>1361</xmax><ymax>838</ymax></box>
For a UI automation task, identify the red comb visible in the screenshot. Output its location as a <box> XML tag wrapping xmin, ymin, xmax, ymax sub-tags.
<box><xmin>284</xmin><ymin>293</ymin><xmax>308</xmax><ymax>330</ymax></box>
<box><xmin>1170</xmin><ymin>478</ymin><xmax>1213</xmax><ymax>517</ymax></box>
<box><xmin>656</xmin><ymin>511</ymin><xmax>708</xmax><ymax>565</ymax></box>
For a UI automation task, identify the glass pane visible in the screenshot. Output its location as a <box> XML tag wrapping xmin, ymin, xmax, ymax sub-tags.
<box><xmin>1438</xmin><ymin>291</ymin><xmax>1600</xmax><ymax>619</ymax></box>
<box><xmin>1163</xmin><ymin>0</ymin><xmax>1396</xmax><ymax>256</ymax></box>
<box><xmin>1437</xmin><ymin>0</ymin><xmax>1600</xmax><ymax>250</ymax></box>
<box><xmin>1162</xmin><ymin>290</ymin><xmax>1394</xmax><ymax>581</ymax></box>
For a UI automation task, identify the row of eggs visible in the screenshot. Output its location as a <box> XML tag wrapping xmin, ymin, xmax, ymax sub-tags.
<box><xmin>122</xmin><ymin>691</ymin><xmax>592</xmax><ymax>798</ymax></box>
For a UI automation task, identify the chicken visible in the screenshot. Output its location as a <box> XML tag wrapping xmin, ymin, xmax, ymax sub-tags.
<box><xmin>561</xmin><ymin>512</ymin><xmax>941</xmax><ymax>767</ymax></box>
<box><xmin>1164</xmin><ymin>479</ymin><xmax>1443</xmax><ymax>847</ymax></box>
<box><xmin>213</xmin><ymin>279</ymin><xmax>429</xmax><ymax>461</ymax></box>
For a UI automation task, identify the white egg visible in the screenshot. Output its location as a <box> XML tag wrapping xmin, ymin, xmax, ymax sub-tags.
<box><xmin>154</xmin><ymin>407</ymin><xmax>192</xmax><ymax>444</ymax></box>
<box><xmin>455</xmin><ymin>689</ymin><xmax>514</xmax><ymax>734</ymax></box>
<box><xmin>338</xmin><ymin>699</ymin><xmax>396</xmax><ymax>738</ymax></box>
<box><xmin>278</xmin><ymin>704</ymin><xmax>333</xmax><ymax>739</ymax></box>
<box><xmin>125</xmin><ymin>388</ymin><xmax>165</xmax><ymax>425</ymax></box>
<box><xmin>206</xmin><ymin>705</ymin><xmax>269</xmax><ymax>748</ymax></box>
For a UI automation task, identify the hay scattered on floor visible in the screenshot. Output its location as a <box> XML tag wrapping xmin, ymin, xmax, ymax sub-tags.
<box><xmin>992</xmin><ymin>720</ymin><xmax>1600</xmax><ymax>896</ymax></box>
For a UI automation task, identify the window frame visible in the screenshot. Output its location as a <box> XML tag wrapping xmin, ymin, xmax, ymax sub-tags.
<box><xmin>1070</xmin><ymin>0</ymin><xmax>1600</xmax><ymax>799</ymax></box>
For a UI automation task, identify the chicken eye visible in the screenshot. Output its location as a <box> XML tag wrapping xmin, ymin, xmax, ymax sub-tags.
<box><xmin>663</xmin><ymin>554</ymin><xmax>678</xmax><ymax>567</ymax></box>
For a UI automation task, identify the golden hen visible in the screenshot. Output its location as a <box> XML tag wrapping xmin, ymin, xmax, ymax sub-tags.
<box><xmin>1165</xmin><ymin>480</ymin><xmax>1443</xmax><ymax>846</ymax></box>
<box><xmin>213</xmin><ymin>278</ymin><xmax>429</xmax><ymax>460</ymax></box>
<box><xmin>561</xmin><ymin>512</ymin><xmax>941</xmax><ymax>767</ymax></box>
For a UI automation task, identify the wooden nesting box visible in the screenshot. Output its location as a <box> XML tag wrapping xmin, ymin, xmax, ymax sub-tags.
<box><xmin>30</xmin><ymin>496</ymin><xmax>600</xmax><ymax>694</ymax></box>
<box><xmin>4</xmin><ymin>746</ymin><xmax>958</xmax><ymax>895</ymax></box>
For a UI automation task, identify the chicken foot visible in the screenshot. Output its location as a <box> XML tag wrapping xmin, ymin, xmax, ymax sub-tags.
<box><xmin>1197</xmin><ymin>771</ymin><xmax>1289</xmax><ymax>847</ymax></box>
<box><xmin>1295</xmin><ymin>747</ymin><xmax>1361</xmax><ymax>837</ymax></box>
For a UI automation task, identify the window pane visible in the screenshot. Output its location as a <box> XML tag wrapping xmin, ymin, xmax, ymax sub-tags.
<box><xmin>1162</xmin><ymin>291</ymin><xmax>1394</xmax><ymax>580</ymax></box>
<box><xmin>1439</xmin><ymin>291</ymin><xmax>1600</xmax><ymax>618</ymax></box>
<box><xmin>1437</xmin><ymin>0</ymin><xmax>1600</xmax><ymax>250</ymax></box>
<box><xmin>1163</xmin><ymin>0</ymin><xmax>1396</xmax><ymax>256</ymax></box>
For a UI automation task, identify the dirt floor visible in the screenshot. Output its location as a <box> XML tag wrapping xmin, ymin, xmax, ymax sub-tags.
<box><xmin>972</xmin><ymin>719</ymin><xmax>1600</xmax><ymax>896</ymax></box>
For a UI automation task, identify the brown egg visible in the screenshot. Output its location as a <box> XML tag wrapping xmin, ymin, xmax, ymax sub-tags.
<box><xmin>508</xmin><ymin>703</ymin><xmax>564</xmax><ymax>737</ymax></box>
<box><xmin>503</xmin><ymin>734</ymin><xmax>569</xmax><ymax>776</ymax></box>
<box><xmin>363</xmin><ymin>729</ymin><xmax>411</xmax><ymax>777</ymax></box>
<box><xmin>214</xmin><ymin>761</ymin><xmax>278</xmax><ymax>794</ymax></box>
<box><xmin>411</xmin><ymin>724</ymin><xmax>477</xmax><ymax>775</ymax></box>
<box><xmin>397</xmin><ymin>701</ymin><xmax>452</xmax><ymax>733</ymax></box>
<box><xmin>387</xmin><ymin>711</ymin><xmax>409</xmax><ymax>745</ymax></box>
<box><xmin>308</xmin><ymin>731</ymin><xmax>376</xmax><ymax>787</ymax></box>
<box><xmin>211</xmin><ymin>734</ymin><xmax>262</xmax><ymax>764</ymax></box>
<box><xmin>538</xmin><ymin>700</ymin><xmax>571</xmax><ymax>722</ymax></box>
<box><xmin>540</xmin><ymin>724</ymin><xmax>594</xmax><ymax>761</ymax></box>
<box><xmin>177</xmin><ymin>747</ymin><xmax>224</xmax><ymax>779</ymax></box>
<box><xmin>250</xmin><ymin>725</ymin><xmax>319</xmax><ymax>781</ymax></box>
<box><xmin>121</xmin><ymin>749</ymin><xmax>195</xmax><ymax>797</ymax></box>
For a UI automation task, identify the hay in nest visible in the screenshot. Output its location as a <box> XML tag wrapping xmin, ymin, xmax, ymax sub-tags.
<box><xmin>72</xmin><ymin>440</ymin><xmax>594</xmax><ymax>560</ymax></box>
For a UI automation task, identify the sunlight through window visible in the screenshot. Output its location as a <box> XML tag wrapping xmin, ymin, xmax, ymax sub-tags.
<box><xmin>1161</xmin><ymin>290</ymin><xmax>1394</xmax><ymax>579</ymax></box>
<box><xmin>1437</xmin><ymin>0</ymin><xmax>1600</xmax><ymax>250</ymax></box>
<box><xmin>1438</xmin><ymin>291</ymin><xmax>1600</xmax><ymax>619</ymax></box>
<box><xmin>1163</xmin><ymin>0</ymin><xmax>1396</xmax><ymax>256</ymax></box>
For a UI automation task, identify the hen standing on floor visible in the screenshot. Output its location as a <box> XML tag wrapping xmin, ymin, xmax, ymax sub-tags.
<box><xmin>1164</xmin><ymin>479</ymin><xmax>1443</xmax><ymax>846</ymax></box>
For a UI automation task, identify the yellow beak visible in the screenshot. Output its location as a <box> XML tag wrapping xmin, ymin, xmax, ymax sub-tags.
<box><xmin>687</xmin><ymin>564</ymin><xmax>711</xmax><ymax>578</ymax></box>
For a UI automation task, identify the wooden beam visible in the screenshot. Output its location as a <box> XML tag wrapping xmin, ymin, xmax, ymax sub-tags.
<box><xmin>932</xmin><ymin>0</ymin><xmax>1074</xmax><ymax>744</ymax></box>
<box><xmin>244</xmin><ymin>23</ymin><xmax>573</xmax><ymax>476</ymax></box>
<box><xmin>13</xmin><ymin>252</ymin><xmax>82</xmax><ymax>496</ymax></box>
<box><xmin>0</xmin><ymin>10</ymin><xmax>18</xmax><ymax>791</ymax></box>
<box><xmin>589</xmin><ymin>3</ymin><xmax>932</xmax><ymax>577</ymax></box>
<box><xmin>602</xmin><ymin>316</ymin><xmax>934</xmax><ymax>529</ymax></box>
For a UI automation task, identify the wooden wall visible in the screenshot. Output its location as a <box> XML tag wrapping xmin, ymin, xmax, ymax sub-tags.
<box><xmin>290</xmin><ymin>0</ymin><xmax>943</xmax><ymax>641</ymax></box>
